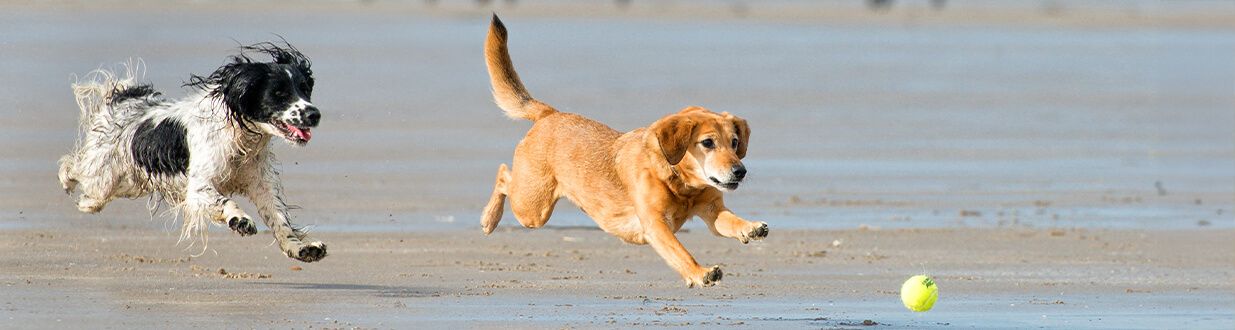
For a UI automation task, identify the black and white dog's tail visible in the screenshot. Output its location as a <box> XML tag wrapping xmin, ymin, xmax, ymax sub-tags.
<box><xmin>59</xmin><ymin>61</ymin><xmax>161</xmax><ymax>195</ymax></box>
<box><xmin>70</xmin><ymin>61</ymin><xmax>158</xmax><ymax>139</ymax></box>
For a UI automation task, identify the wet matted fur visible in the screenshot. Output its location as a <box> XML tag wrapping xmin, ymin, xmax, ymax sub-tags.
<box><xmin>57</xmin><ymin>43</ymin><xmax>327</xmax><ymax>262</ymax></box>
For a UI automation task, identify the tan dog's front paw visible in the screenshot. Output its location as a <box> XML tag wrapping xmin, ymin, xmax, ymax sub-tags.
<box><xmin>685</xmin><ymin>266</ymin><xmax>723</xmax><ymax>288</ymax></box>
<box><xmin>738</xmin><ymin>222</ymin><xmax>769</xmax><ymax>244</ymax></box>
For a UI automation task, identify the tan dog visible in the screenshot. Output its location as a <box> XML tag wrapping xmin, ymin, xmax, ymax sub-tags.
<box><xmin>480</xmin><ymin>15</ymin><xmax>768</xmax><ymax>287</ymax></box>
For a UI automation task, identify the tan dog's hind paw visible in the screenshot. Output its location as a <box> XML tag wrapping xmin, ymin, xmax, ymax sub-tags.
<box><xmin>686</xmin><ymin>266</ymin><xmax>724</xmax><ymax>288</ymax></box>
<box><xmin>738</xmin><ymin>222</ymin><xmax>769</xmax><ymax>244</ymax></box>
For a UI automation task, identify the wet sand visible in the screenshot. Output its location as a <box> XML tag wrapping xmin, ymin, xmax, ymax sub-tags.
<box><xmin>2</xmin><ymin>227</ymin><xmax>1232</xmax><ymax>328</ymax></box>
<box><xmin>2</xmin><ymin>1</ymin><xmax>1234</xmax><ymax>328</ymax></box>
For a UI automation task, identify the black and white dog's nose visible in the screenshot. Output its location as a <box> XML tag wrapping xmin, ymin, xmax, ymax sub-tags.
<box><xmin>302</xmin><ymin>106</ymin><xmax>321</xmax><ymax>127</ymax></box>
<box><xmin>732</xmin><ymin>165</ymin><xmax>747</xmax><ymax>180</ymax></box>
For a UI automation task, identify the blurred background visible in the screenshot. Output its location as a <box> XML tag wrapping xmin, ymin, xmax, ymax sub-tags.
<box><xmin>1</xmin><ymin>0</ymin><xmax>1232</xmax><ymax>233</ymax></box>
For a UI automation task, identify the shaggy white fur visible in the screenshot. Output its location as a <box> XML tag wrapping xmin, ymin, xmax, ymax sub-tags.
<box><xmin>58</xmin><ymin>48</ymin><xmax>327</xmax><ymax>262</ymax></box>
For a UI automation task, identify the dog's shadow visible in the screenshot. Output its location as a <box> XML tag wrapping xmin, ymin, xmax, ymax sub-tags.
<box><xmin>258</xmin><ymin>282</ymin><xmax>443</xmax><ymax>298</ymax></box>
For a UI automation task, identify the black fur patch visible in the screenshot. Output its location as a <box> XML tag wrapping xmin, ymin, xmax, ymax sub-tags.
<box><xmin>131</xmin><ymin>119</ymin><xmax>190</xmax><ymax>176</ymax></box>
<box><xmin>110</xmin><ymin>84</ymin><xmax>160</xmax><ymax>106</ymax></box>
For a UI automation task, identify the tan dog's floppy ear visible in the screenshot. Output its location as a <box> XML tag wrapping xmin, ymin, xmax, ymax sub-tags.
<box><xmin>649</xmin><ymin>115</ymin><xmax>697</xmax><ymax>165</ymax></box>
<box><xmin>726</xmin><ymin>113</ymin><xmax>750</xmax><ymax>159</ymax></box>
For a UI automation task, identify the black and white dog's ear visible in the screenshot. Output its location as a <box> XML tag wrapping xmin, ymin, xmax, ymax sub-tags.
<box><xmin>185</xmin><ymin>61</ymin><xmax>266</xmax><ymax>125</ymax></box>
<box><xmin>215</xmin><ymin>63</ymin><xmax>266</xmax><ymax>116</ymax></box>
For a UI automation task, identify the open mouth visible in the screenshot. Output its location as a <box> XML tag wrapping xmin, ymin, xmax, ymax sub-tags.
<box><xmin>709</xmin><ymin>177</ymin><xmax>740</xmax><ymax>190</ymax></box>
<box><xmin>275</xmin><ymin>121</ymin><xmax>313</xmax><ymax>145</ymax></box>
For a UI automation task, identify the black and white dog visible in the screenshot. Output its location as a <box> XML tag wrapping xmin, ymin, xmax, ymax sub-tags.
<box><xmin>57</xmin><ymin>43</ymin><xmax>327</xmax><ymax>262</ymax></box>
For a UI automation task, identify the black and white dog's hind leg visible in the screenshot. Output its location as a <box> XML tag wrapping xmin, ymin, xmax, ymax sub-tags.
<box><xmin>245</xmin><ymin>150</ymin><xmax>327</xmax><ymax>262</ymax></box>
<box><xmin>58</xmin><ymin>68</ymin><xmax>158</xmax><ymax>214</ymax></box>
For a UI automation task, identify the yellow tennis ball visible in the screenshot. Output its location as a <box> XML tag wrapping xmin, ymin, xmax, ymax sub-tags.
<box><xmin>900</xmin><ymin>275</ymin><xmax>938</xmax><ymax>312</ymax></box>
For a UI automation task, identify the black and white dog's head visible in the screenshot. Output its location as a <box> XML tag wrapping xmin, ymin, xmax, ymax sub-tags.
<box><xmin>187</xmin><ymin>42</ymin><xmax>320</xmax><ymax>145</ymax></box>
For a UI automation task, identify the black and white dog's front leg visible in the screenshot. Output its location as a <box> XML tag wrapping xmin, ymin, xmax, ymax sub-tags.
<box><xmin>246</xmin><ymin>157</ymin><xmax>327</xmax><ymax>262</ymax></box>
<box><xmin>184</xmin><ymin>178</ymin><xmax>258</xmax><ymax>237</ymax></box>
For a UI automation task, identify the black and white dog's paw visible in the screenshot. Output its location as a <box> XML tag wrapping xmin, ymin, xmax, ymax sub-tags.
<box><xmin>289</xmin><ymin>241</ymin><xmax>327</xmax><ymax>262</ymax></box>
<box><xmin>227</xmin><ymin>216</ymin><xmax>258</xmax><ymax>236</ymax></box>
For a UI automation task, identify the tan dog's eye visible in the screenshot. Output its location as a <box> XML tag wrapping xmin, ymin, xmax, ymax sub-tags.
<box><xmin>700</xmin><ymin>138</ymin><xmax>715</xmax><ymax>149</ymax></box>
<box><xmin>731</xmin><ymin>138</ymin><xmax>739</xmax><ymax>149</ymax></box>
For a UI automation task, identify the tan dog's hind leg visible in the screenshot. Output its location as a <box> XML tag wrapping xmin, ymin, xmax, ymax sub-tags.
<box><xmin>481</xmin><ymin>164</ymin><xmax>511</xmax><ymax>234</ymax></box>
<box><xmin>497</xmin><ymin>161</ymin><xmax>558</xmax><ymax>229</ymax></box>
<box><xmin>698</xmin><ymin>199</ymin><xmax>769</xmax><ymax>244</ymax></box>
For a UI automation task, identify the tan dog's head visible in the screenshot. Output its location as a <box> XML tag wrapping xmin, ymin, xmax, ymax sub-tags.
<box><xmin>648</xmin><ymin>106</ymin><xmax>750</xmax><ymax>191</ymax></box>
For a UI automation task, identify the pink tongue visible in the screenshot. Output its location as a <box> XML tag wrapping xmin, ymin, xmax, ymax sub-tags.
<box><xmin>285</xmin><ymin>124</ymin><xmax>312</xmax><ymax>141</ymax></box>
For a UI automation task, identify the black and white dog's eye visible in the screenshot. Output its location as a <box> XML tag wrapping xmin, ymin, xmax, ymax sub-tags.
<box><xmin>701</xmin><ymin>139</ymin><xmax>715</xmax><ymax>149</ymax></box>
<box><xmin>731</xmin><ymin>138</ymin><xmax>739</xmax><ymax>148</ymax></box>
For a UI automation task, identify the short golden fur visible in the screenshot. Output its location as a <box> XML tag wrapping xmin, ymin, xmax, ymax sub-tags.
<box><xmin>480</xmin><ymin>15</ymin><xmax>768</xmax><ymax>287</ymax></box>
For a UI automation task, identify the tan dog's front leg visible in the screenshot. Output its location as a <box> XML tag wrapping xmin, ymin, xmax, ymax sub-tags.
<box><xmin>637</xmin><ymin>204</ymin><xmax>723</xmax><ymax>288</ymax></box>
<box><xmin>698</xmin><ymin>198</ymin><xmax>768</xmax><ymax>244</ymax></box>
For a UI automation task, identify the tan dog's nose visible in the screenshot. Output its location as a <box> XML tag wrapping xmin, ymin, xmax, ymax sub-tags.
<box><xmin>732</xmin><ymin>165</ymin><xmax>747</xmax><ymax>180</ymax></box>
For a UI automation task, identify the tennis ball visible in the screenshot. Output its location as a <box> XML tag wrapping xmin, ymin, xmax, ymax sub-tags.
<box><xmin>900</xmin><ymin>275</ymin><xmax>938</xmax><ymax>312</ymax></box>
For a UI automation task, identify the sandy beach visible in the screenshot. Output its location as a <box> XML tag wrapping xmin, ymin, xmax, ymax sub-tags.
<box><xmin>3</xmin><ymin>227</ymin><xmax>1231</xmax><ymax>328</ymax></box>
<box><xmin>1</xmin><ymin>0</ymin><xmax>1233</xmax><ymax>328</ymax></box>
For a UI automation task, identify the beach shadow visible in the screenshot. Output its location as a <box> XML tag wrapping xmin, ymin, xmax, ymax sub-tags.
<box><xmin>257</xmin><ymin>282</ymin><xmax>444</xmax><ymax>298</ymax></box>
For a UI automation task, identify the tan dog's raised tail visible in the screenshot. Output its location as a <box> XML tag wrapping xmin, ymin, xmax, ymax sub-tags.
<box><xmin>481</xmin><ymin>15</ymin><xmax>768</xmax><ymax>287</ymax></box>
